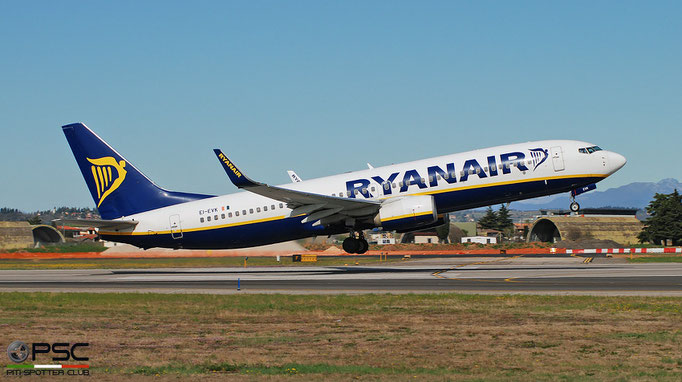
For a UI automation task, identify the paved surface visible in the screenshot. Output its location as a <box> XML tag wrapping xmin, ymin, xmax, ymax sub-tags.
<box><xmin>1</xmin><ymin>256</ymin><xmax>681</xmax><ymax>295</ymax></box>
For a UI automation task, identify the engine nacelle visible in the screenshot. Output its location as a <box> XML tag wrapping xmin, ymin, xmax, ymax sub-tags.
<box><xmin>374</xmin><ymin>195</ymin><xmax>438</xmax><ymax>231</ymax></box>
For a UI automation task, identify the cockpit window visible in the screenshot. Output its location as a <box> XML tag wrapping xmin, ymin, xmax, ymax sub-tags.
<box><xmin>579</xmin><ymin>146</ymin><xmax>603</xmax><ymax>154</ymax></box>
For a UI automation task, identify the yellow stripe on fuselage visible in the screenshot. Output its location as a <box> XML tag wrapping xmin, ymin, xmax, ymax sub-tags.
<box><xmin>101</xmin><ymin>173</ymin><xmax>605</xmax><ymax>236</ymax></box>
<box><xmin>100</xmin><ymin>215</ymin><xmax>287</xmax><ymax>236</ymax></box>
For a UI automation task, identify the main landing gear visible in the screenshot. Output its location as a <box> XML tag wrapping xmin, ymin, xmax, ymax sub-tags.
<box><xmin>343</xmin><ymin>231</ymin><xmax>369</xmax><ymax>254</ymax></box>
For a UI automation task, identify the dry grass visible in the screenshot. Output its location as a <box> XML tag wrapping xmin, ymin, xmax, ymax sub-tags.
<box><xmin>1</xmin><ymin>293</ymin><xmax>681</xmax><ymax>381</ymax></box>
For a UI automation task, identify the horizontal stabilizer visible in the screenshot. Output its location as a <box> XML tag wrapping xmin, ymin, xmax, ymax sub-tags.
<box><xmin>53</xmin><ymin>218</ymin><xmax>138</xmax><ymax>230</ymax></box>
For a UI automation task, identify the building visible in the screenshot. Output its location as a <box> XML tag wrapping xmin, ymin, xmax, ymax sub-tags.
<box><xmin>0</xmin><ymin>221</ymin><xmax>34</xmax><ymax>250</ymax></box>
<box><xmin>369</xmin><ymin>232</ymin><xmax>396</xmax><ymax>245</ymax></box>
<box><xmin>413</xmin><ymin>232</ymin><xmax>440</xmax><ymax>244</ymax></box>
<box><xmin>528</xmin><ymin>209</ymin><xmax>642</xmax><ymax>245</ymax></box>
<box><xmin>0</xmin><ymin>221</ymin><xmax>65</xmax><ymax>250</ymax></box>
<box><xmin>461</xmin><ymin>236</ymin><xmax>497</xmax><ymax>245</ymax></box>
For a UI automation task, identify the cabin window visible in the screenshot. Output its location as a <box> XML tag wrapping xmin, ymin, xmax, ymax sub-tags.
<box><xmin>207</xmin><ymin>216</ymin><xmax>211</xmax><ymax>222</ymax></box>
<box><xmin>371</xmin><ymin>187</ymin><xmax>375</xmax><ymax>192</ymax></box>
<box><xmin>249</xmin><ymin>208</ymin><xmax>254</xmax><ymax>214</ymax></box>
<box><xmin>354</xmin><ymin>190</ymin><xmax>359</xmax><ymax>195</ymax></box>
<box><xmin>235</xmin><ymin>211</ymin><xmax>240</xmax><ymax>216</ymax></box>
<box><xmin>419</xmin><ymin>178</ymin><xmax>425</xmax><ymax>185</ymax></box>
<box><xmin>264</xmin><ymin>206</ymin><xmax>268</xmax><ymax>211</ymax></box>
<box><xmin>200</xmin><ymin>217</ymin><xmax>205</xmax><ymax>223</ymax></box>
<box><xmin>383</xmin><ymin>183</ymin><xmax>389</xmax><ymax>190</ymax></box>
<box><xmin>483</xmin><ymin>166</ymin><xmax>488</xmax><ymax>172</ymax></box>
<box><xmin>398</xmin><ymin>181</ymin><xmax>404</xmax><ymax>187</ymax></box>
<box><xmin>228</xmin><ymin>212</ymin><xmax>232</xmax><ymax>218</ymax></box>
<box><xmin>214</xmin><ymin>215</ymin><xmax>218</xmax><ymax>221</ymax></box>
<box><xmin>242</xmin><ymin>210</ymin><xmax>247</xmax><ymax>215</ymax></box>
<box><xmin>279</xmin><ymin>203</ymin><xmax>284</xmax><ymax>208</ymax></box>
<box><xmin>392</xmin><ymin>183</ymin><xmax>396</xmax><ymax>188</ymax></box>
<box><xmin>271</xmin><ymin>204</ymin><xmax>276</xmax><ymax>210</ymax></box>
<box><xmin>460</xmin><ymin>171</ymin><xmax>465</xmax><ymax>177</ymax></box>
<box><xmin>429</xmin><ymin>175</ymin><xmax>434</xmax><ymax>183</ymax></box>
<box><xmin>256</xmin><ymin>207</ymin><xmax>261</xmax><ymax>213</ymax></box>
<box><xmin>443</xmin><ymin>173</ymin><xmax>449</xmax><ymax>180</ymax></box>
<box><xmin>221</xmin><ymin>213</ymin><xmax>225</xmax><ymax>219</ymax></box>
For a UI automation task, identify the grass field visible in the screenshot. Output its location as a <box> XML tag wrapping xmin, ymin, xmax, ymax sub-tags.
<box><xmin>1</xmin><ymin>293</ymin><xmax>681</xmax><ymax>381</ymax></box>
<box><xmin>0</xmin><ymin>255</ymin><xmax>401</xmax><ymax>270</ymax></box>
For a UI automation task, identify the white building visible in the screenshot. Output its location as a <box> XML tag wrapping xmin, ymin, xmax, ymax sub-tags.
<box><xmin>370</xmin><ymin>232</ymin><xmax>396</xmax><ymax>245</ymax></box>
<box><xmin>461</xmin><ymin>236</ymin><xmax>497</xmax><ymax>245</ymax></box>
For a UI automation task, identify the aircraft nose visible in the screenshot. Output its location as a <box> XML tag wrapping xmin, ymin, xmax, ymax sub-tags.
<box><xmin>608</xmin><ymin>151</ymin><xmax>627</xmax><ymax>172</ymax></box>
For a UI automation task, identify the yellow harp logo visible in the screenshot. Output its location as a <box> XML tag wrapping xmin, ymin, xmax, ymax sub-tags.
<box><xmin>87</xmin><ymin>157</ymin><xmax>128</xmax><ymax>207</ymax></box>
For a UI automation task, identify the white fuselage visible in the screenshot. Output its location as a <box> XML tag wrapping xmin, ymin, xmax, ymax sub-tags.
<box><xmin>100</xmin><ymin>140</ymin><xmax>625</xmax><ymax>249</ymax></box>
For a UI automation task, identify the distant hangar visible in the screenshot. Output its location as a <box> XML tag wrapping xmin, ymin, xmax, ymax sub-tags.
<box><xmin>0</xmin><ymin>221</ymin><xmax>64</xmax><ymax>249</ymax></box>
<box><xmin>528</xmin><ymin>209</ymin><xmax>642</xmax><ymax>245</ymax></box>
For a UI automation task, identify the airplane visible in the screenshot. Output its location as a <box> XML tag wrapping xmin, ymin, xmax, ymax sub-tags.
<box><xmin>58</xmin><ymin>123</ymin><xmax>626</xmax><ymax>254</ymax></box>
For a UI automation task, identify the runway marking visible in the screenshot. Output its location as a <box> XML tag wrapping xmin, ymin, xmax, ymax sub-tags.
<box><xmin>431</xmin><ymin>256</ymin><xmax>525</xmax><ymax>281</ymax></box>
<box><xmin>583</xmin><ymin>257</ymin><xmax>594</xmax><ymax>264</ymax></box>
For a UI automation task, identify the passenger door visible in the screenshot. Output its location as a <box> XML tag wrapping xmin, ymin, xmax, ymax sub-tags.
<box><xmin>550</xmin><ymin>146</ymin><xmax>565</xmax><ymax>172</ymax></box>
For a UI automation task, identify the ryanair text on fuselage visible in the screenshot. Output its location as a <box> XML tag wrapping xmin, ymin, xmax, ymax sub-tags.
<box><xmin>346</xmin><ymin>149</ymin><xmax>549</xmax><ymax>199</ymax></box>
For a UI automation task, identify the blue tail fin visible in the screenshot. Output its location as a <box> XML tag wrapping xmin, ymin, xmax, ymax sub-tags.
<box><xmin>62</xmin><ymin>123</ymin><xmax>213</xmax><ymax>219</ymax></box>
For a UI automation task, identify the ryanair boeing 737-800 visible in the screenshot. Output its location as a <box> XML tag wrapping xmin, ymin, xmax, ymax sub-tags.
<box><xmin>59</xmin><ymin>123</ymin><xmax>626</xmax><ymax>254</ymax></box>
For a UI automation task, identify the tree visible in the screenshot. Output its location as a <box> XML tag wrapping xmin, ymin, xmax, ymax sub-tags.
<box><xmin>495</xmin><ymin>204</ymin><xmax>514</xmax><ymax>233</ymax></box>
<box><xmin>638</xmin><ymin>189</ymin><xmax>682</xmax><ymax>245</ymax></box>
<box><xmin>478</xmin><ymin>207</ymin><xmax>498</xmax><ymax>230</ymax></box>
<box><xmin>435</xmin><ymin>214</ymin><xmax>450</xmax><ymax>243</ymax></box>
<box><xmin>26</xmin><ymin>215</ymin><xmax>42</xmax><ymax>225</ymax></box>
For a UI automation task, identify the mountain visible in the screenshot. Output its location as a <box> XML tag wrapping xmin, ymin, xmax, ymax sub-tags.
<box><xmin>510</xmin><ymin>178</ymin><xmax>682</xmax><ymax>210</ymax></box>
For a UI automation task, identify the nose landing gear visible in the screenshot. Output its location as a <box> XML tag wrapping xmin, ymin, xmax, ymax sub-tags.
<box><xmin>570</xmin><ymin>200</ymin><xmax>580</xmax><ymax>213</ymax></box>
<box><xmin>569</xmin><ymin>191</ymin><xmax>580</xmax><ymax>213</ymax></box>
<box><xmin>342</xmin><ymin>231</ymin><xmax>369</xmax><ymax>254</ymax></box>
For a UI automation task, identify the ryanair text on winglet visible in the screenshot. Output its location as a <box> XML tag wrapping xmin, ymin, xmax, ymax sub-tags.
<box><xmin>218</xmin><ymin>153</ymin><xmax>242</xmax><ymax>178</ymax></box>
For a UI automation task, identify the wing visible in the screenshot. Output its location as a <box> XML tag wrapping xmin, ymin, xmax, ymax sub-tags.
<box><xmin>53</xmin><ymin>218</ymin><xmax>138</xmax><ymax>230</ymax></box>
<box><xmin>214</xmin><ymin>149</ymin><xmax>380</xmax><ymax>226</ymax></box>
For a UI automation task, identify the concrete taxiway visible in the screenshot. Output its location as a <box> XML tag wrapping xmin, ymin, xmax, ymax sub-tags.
<box><xmin>1</xmin><ymin>256</ymin><xmax>681</xmax><ymax>295</ymax></box>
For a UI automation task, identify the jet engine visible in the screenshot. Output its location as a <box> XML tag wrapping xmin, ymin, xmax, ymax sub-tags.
<box><xmin>374</xmin><ymin>195</ymin><xmax>438</xmax><ymax>231</ymax></box>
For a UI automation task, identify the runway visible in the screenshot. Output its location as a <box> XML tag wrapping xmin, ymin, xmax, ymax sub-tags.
<box><xmin>1</xmin><ymin>256</ymin><xmax>681</xmax><ymax>295</ymax></box>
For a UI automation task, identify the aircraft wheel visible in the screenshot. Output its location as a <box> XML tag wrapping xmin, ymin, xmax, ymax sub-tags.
<box><xmin>342</xmin><ymin>237</ymin><xmax>360</xmax><ymax>254</ymax></box>
<box><xmin>356</xmin><ymin>239</ymin><xmax>369</xmax><ymax>254</ymax></box>
<box><xmin>570</xmin><ymin>201</ymin><xmax>580</xmax><ymax>212</ymax></box>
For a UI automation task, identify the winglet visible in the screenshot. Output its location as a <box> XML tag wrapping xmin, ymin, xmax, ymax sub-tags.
<box><xmin>213</xmin><ymin>149</ymin><xmax>259</xmax><ymax>188</ymax></box>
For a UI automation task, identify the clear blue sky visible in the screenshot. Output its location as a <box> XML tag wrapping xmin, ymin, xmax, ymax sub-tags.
<box><xmin>1</xmin><ymin>1</ymin><xmax>680</xmax><ymax>212</ymax></box>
